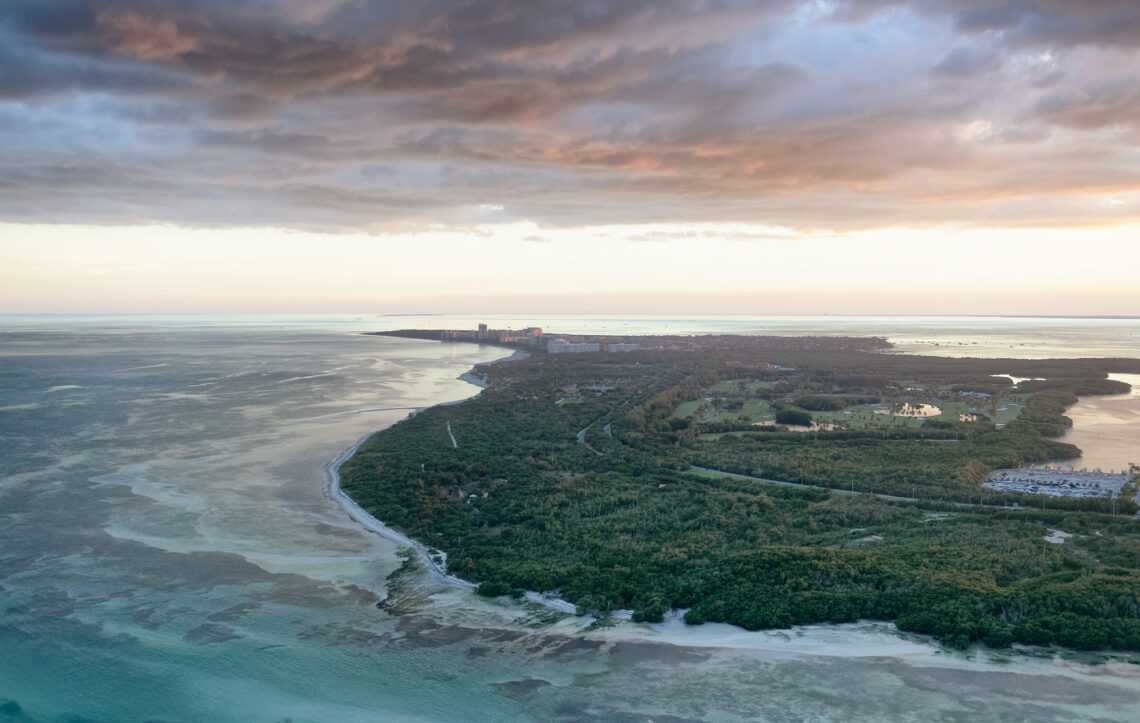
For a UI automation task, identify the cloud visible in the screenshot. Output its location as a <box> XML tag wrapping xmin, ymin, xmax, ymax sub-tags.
<box><xmin>932</xmin><ymin>46</ymin><xmax>1003</xmax><ymax>77</ymax></box>
<box><xmin>851</xmin><ymin>0</ymin><xmax>1140</xmax><ymax>49</ymax></box>
<box><xmin>1</xmin><ymin>0</ymin><xmax>1139</xmax><ymax>232</ymax></box>
<box><xmin>1034</xmin><ymin>83</ymin><xmax>1140</xmax><ymax>132</ymax></box>
<box><xmin>948</xmin><ymin>0</ymin><xmax>1140</xmax><ymax>49</ymax></box>
<box><xmin>0</xmin><ymin>27</ymin><xmax>188</xmax><ymax>98</ymax></box>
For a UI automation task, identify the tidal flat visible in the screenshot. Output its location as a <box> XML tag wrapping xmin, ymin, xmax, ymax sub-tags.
<box><xmin>2</xmin><ymin>316</ymin><xmax>1140</xmax><ymax>722</ymax></box>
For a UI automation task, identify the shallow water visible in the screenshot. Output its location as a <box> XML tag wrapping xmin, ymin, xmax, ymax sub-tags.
<box><xmin>1055</xmin><ymin>373</ymin><xmax>1140</xmax><ymax>473</ymax></box>
<box><xmin>2</xmin><ymin>316</ymin><xmax>1140</xmax><ymax>723</ymax></box>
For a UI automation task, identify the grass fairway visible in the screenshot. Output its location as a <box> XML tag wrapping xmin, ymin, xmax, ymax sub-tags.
<box><xmin>673</xmin><ymin>397</ymin><xmax>774</xmax><ymax>423</ymax></box>
<box><xmin>675</xmin><ymin>386</ymin><xmax>1025</xmax><ymax>432</ymax></box>
<box><xmin>708</xmin><ymin>379</ymin><xmax>777</xmax><ymax>394</ymax></box>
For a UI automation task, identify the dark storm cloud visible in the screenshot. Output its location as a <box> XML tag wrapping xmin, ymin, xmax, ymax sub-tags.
<box><xmin>849</xmin><ymin>0</ymin><xmax>1140</xmax><ymax>48</ymax></box>
<box><xmin>1</xmin><ymin>0</ymin><xmax>1140</xmax><ymax>230</ymax></box>
<box><xmin>947</xmin><ymin>0</ymin><xmax>1140</xmax><ymax>48</ymax></box>
<box><xmin>0</xmin><ymin>27</ymin><xmax>186</xmax><ymax>98</ymax></box>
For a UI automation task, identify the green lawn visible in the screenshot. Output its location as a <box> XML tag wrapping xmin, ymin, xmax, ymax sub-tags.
<box><xmin>673</xmin><ymin>397</ymin><xmax>774</xmax><ymax>423</ymax></box>
<box><xmin>708</xmin><ymin>379</ymin><xmax>776</xmax><ymax>394</ymax></box>
<box><xmin>672</xmin><ymin>399</ymin><xmax>704</xmax><ymax>419</ymax></box>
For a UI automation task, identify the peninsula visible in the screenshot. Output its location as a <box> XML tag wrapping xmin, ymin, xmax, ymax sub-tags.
<box><xmin>340</xmin><ymin>327</ymin><xmax>1140</xmax><ymax>651</ymax></box>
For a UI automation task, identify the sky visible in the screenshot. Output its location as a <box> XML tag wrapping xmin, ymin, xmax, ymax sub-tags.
<box><xmin>2</xmin><ymin>0</ymin><xmax>1139</xmax><ymax>315</ymax></box>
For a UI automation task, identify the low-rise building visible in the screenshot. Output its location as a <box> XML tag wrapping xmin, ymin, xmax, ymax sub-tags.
<box><xmin>547</xmin><ymin>338</ymin><xmax>601</xmax><ymax>354</ymax></box>
<box><xmin>604</xmin><ymin>342</ymin><xmax>639</xmax><ymax>353</ymax></box>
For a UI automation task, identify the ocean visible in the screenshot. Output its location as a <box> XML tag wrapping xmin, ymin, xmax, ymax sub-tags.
<box><xmin>2</xmin><ymin>315</ymin><xmax>1139</xmax><ymax>723</ymax></box>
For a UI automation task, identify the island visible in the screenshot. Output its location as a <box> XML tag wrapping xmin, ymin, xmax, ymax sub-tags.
<box><xmin>339</xmin><ymin>326</ymin><xmax>1140</xmax><ymax>651</ymax></box>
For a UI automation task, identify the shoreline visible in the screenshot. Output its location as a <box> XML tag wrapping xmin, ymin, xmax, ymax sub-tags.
<box><xmin>326</xmin><ymin>427</ymin><xmax>1140</xmax><ymax>663</ymax></box>
<box><xmin>324</xmin><ymin>345</ymin><xmax>580</xmax><ymax>615</ymax></box>
<box><xmin>324</xmin><ymin>423</ymin><xmax>931</xmax><ymax>649</ymax></box>
<box><xmin>321</xmin><ymin>343</ymin><xmax>960</xmax><ymax>648</ymax></box>
<box><xmin>323</xmin><ymin>435</ymin><xmax>476</xmax><ymax>590</ymax></box>
<box><xmin>323</xmin><ymin>339</ymin><xmax>1140</xmax><ymax>661</ymax></box>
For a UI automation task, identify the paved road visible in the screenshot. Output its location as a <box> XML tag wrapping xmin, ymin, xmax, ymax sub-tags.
<box><xmin>688</xmin><ymin>466</ymin><xmax>1036</xmax><ymax>512</ymax></box>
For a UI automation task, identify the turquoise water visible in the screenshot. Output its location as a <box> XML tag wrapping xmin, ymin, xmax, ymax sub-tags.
<box><xmin>2</xmin><ymin>316</ymin><xmax>1140</xmax><ymax>722</ymax></box>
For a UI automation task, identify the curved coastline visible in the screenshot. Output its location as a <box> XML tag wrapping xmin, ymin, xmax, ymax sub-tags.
<box><xmin>322</xmin><ymin>346</ymin><xmax>955</xmax><ymax>646</ymax></box>
<box><xmin>322</xmin><ymin>341</ymin><xmax>1140</xmax><ymax>665</ymax></box>
<box><xmin>324</xmin><ymin>423</ymin><xmax>1135</xmax><ymax>664</ymax></box>
<box><xmin>324</xmin><ymin>345</ymin><xmax>580</xmax><ymax>614</ymax></box>
<box><xmin>324</xmin><ymin>435</ymin><xmax>476</xmax><ymax>590</ymax></box>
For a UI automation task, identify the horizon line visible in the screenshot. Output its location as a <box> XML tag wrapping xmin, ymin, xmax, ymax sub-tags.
<box><xmin>2</xmin><ymin>312</ymin><xmax>1140</xmax><ymax>320</ymax></box>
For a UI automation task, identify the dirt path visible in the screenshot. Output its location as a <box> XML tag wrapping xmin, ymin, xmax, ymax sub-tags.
<box><xmin>576</xmin><ymin>425</ymin><xmax>603</xmax><ymax>456</ymax></box>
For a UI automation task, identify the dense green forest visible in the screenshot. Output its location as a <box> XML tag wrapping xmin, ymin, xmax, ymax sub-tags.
<box><xmin>340</xmin><ymin>336</ymin><xmax>1140</xmax><ymax>651</ymax></box>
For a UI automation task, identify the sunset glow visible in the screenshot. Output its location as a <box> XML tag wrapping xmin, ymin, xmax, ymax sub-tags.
<box><xmin>3</xmin><ymin>222</ymin><xmax>1138</xmax><ymax>314</ymax></box>
<box><xmin>6</xmin><ymin>4</ymin><xmax>1140</xmax><ymax>720</ymax></box>
<box><xmin>3</xmin><ymin>1</ymin><xmax>1140</xmax><ymax>312</ymax></box>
